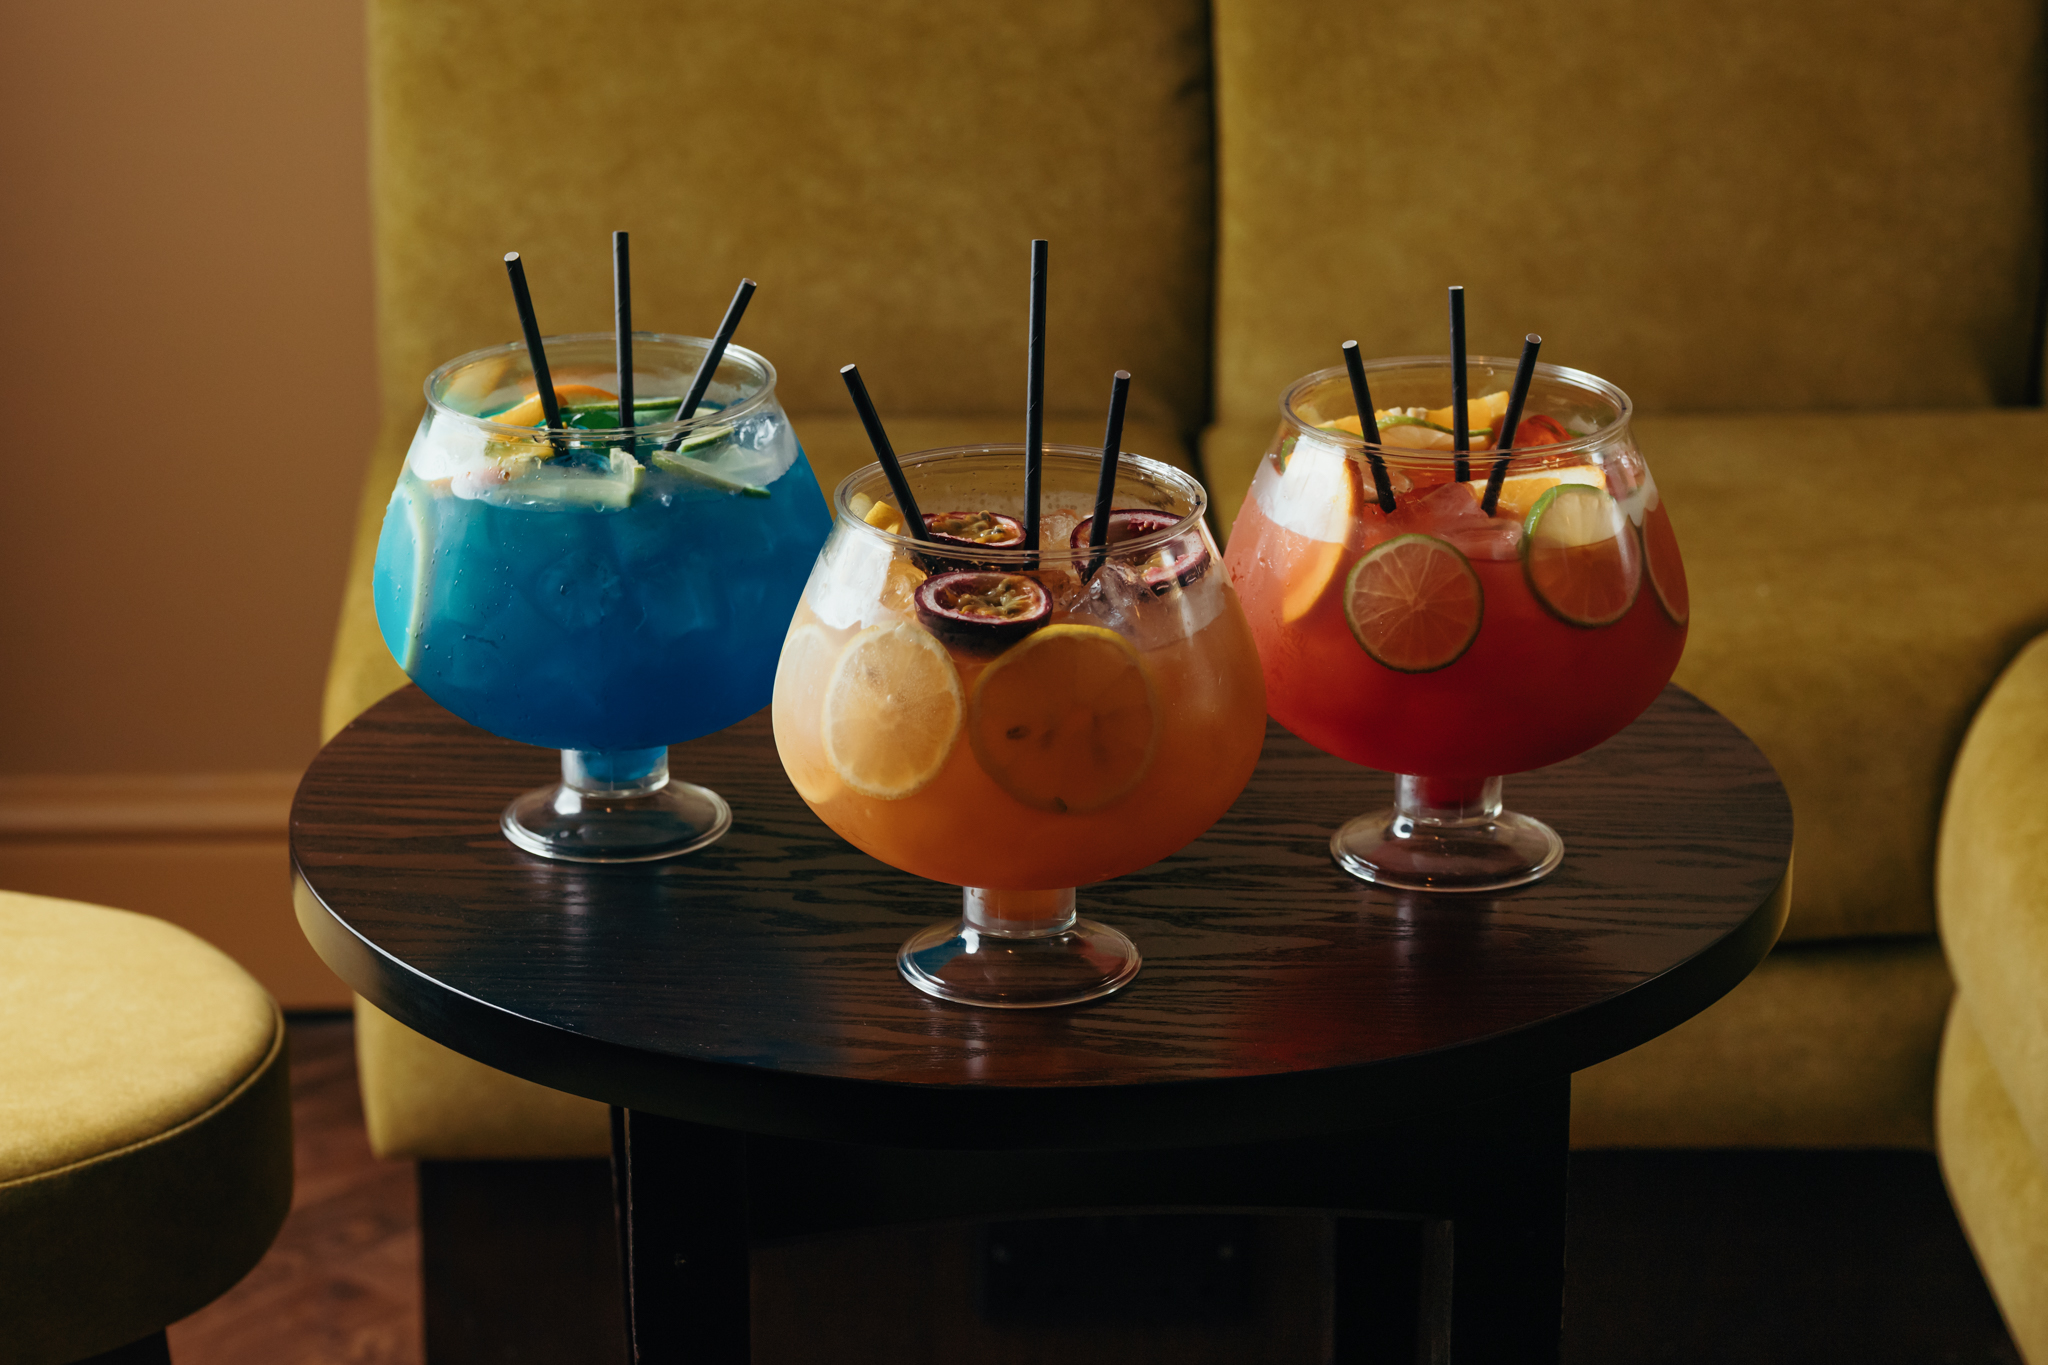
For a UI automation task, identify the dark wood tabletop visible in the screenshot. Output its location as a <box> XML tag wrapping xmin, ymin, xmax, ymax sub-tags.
<box><xmin>292</xmin><ymin>684</ymin><xmax>1790</xmax><ymax>1153</ymax></box>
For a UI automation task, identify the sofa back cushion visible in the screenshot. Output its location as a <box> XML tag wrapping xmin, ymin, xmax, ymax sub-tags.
<box><xmin>369</xmin><ymin>0</ymin><xmax>1214</xmax><ymax>439</ymax></box>
<box><xmin>1210</xmin><ymin>0</ymin><xmax>2046</xmax><ymax>424</ymax></box>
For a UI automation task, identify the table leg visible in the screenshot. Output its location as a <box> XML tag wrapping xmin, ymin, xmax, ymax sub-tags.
<box><xmin>611</xmin><ymin>1109</ymin><xmax>750</xmax><ymax>1365</ymax></box>
<box><xmin>1308</xmin><ymin>1077</ymin><xmax>1569</xmax><ymax>1365</ymax></box>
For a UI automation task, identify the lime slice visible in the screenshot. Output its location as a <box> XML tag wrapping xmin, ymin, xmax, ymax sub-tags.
<box><xmin>1344</xmin><ymin>534</ymin><xmax>1483</xmax><ymax>673</ymax></box>
<box><xmin>649</xmin><ymin>447</ymin><xmax>769</xmax><ymax>497</ymax></box>
<box><xmin>968</xmin><ymin>624</ymin><xmax>1160</xmax><ymax>814</ymax></box>
<box><xmin>1522</xmin><ymin>483</ymin><xmax>1641</xmax><ymax>627</ymax></box>
<box><xmin>1641</xmin><ymin>502</ymin><xmax>1689</xmax><ymax>625</ymax></box>
<box><xmin>822</xmin><ymin>622</ymin><xmax>963</xmax><ymax>799</ymax></box>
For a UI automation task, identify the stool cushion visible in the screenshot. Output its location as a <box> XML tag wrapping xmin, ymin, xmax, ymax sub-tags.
<box><xmin>0</xmin><ymin>892</ymin><xmax>292</xmax><ymax>1365</ymax></box>
<box><xmin>1938</xmin><ymin>998</ymin><xmax>2048</xmax><ymax>1362</ymax></box>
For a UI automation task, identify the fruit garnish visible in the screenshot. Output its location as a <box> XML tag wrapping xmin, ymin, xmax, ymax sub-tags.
<box><xmin>864</xmin><ymin>500</ymin><xmax>907</xmax><ymax>534</ymax></box>
<box><xmin>1343</xmin><ymin>534</ymin><xmax>1484</xmax><ymax>673</ymax></box>
<box><xmin>913</xmin><ymin>571</ymin><xmax>1052</xmax><ymax>651</ymax></box>
<box><xmin>1067</xmin><ymin>509</ymin><xmax>1210</xmax><ymax>593</ymax></box>
<box><xmin>1522</xmin><ymin>483</ymin><xmax>1641</xmax><ymax>627</ymax></box>
<box><xmin>924</xmin><ymin>510</ymin><xmax>1026</xmax><ymax>549</ymax></box>
<box><xmin>773</xmin><ymin>623</ymin><xmax>845</xmax><ymax>804</ymax></box>
<box><xmin>487</xmin><ymin>383</ymin><xmax>620</xmax><ymax>430</ymax></box>
<box><xmin>1425</xmin><ymin>389</ymin><xmax>1510</xmax><ymax>442</ymax></box>
<box><xmin>1474</xmin><ymin>463</ymin><xmax>1606</xmax><ymax>520</ymax></box>
<box><xmin>647</xmin><ymin>448</ymin><xmax>770</xmax><ymax>497</ymax></box>
<box><xmin>1641</xmin><ymin>502</ymin><xmax>1688</xmax><ymax>625</ymax></box>
<box><xmin>967</xmin><ymin>624</ymin><xmax>1160</xmax><ymax>814</ymax></box>
<box><xmin>1283</xmin><ymin>538</ymin><xmax>1349</xmax><ymax>622</ymax></box>
<box><xmin>822</xmin><ymin>622</ymin><xmax>963</xmax><ymax>799</ymax></box>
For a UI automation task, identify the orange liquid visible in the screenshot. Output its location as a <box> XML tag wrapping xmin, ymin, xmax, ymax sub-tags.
<box><xmin>774</xmin><ymin>590</ymin><xmax>1268</xmax><ymax>892</ymax></box>
<box><xmin>1225</xmin><ymin>464</ymin><xmax>1686</xmax><ymax>778</ymax></box>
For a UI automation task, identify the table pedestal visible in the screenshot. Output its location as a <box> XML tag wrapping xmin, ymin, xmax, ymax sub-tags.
<box><xmin>612</xmin><ymin>1077</ymin><xmax>1570</xmax><ymax>1365</ymax></box>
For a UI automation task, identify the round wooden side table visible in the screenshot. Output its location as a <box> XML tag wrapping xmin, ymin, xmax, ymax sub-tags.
<box><xmin>293</xmin><ymin>684</ymin><xmax>1790</xmax><ymax>1364</ymax></box>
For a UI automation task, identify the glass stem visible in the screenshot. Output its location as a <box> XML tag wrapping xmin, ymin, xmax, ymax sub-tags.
<box><xmin>962</xmin><ymin>887</ymin><xmax>1077</xmax><ymax>938</ymax></box>
<box><xmin>1397</xmin><ymin>773</ymin><xmax>1504</xmax><ymax>825</ymax></box>
<box><xmin>561</xmin><ymin>746</ymin><xmax>670</xmax><ymax>798</ymax></box>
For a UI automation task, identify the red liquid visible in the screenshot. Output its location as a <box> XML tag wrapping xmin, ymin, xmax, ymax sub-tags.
<box><xmin>1225</xmin><ymin>459</ymin><xmax>1687</xmax><ymax>779</ymax></box>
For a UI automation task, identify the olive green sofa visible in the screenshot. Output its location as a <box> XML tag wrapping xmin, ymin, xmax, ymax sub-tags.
<box><xmin>323</xmin><ymin>0</ymin><xmax>2048</xmax><ymax>1349</ymax></box>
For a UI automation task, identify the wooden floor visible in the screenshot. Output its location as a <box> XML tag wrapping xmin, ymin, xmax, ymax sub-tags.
<box><xmin>168</xmin><ymin>1018</ymin><xmax>421</xmax><ymax>1365</ymax></box>
<box><xmin>167</xmin><ymin>1017</ymin><xmax>2022</xmax><ymax>1364</ymax></box>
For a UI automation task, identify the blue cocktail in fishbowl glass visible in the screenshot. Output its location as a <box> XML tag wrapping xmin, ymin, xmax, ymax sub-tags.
<box><xmin>372</xmin><ymin>331</ymin><xmax>830</xmax><ymax>861</ymax></box>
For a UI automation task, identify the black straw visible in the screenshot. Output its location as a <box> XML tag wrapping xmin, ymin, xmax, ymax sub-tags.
<box><xmin>1025</xmin><ymin>239</ymin><xmax>1048</xmax><ymax>555</ymax></box>
<box><xmin>1481</xmin><ymin>334</ymin><xmax>1543</xmax><ymax>518</ymax></box>
<box><xmin>663</xmin><ymin>278</ymin><xmax>757</xmax><ymax>452</ymax></box>
<box><xmin>612</xmin><ymin>232</ymin><xmax>633</xmax><ymax>433</ymax></box>
<box><xmin>839</xmin><ymin>364</ymin><xmax>930</xmax><ymax>541</ymax></box>
<box><xmin>1085</xmin><ymin>371</ymin><xmax>1131</xmax><ymax>581</ymax></box>
<box><xmin>1341</xmin><ymin>341</ymin><xmax>1396</xmax><ymax>514</ymax></box>
<box><xmin>503</xmin><ymin>252</ymin><xmax>565</xmax><ymax>457</ymax></box>
<box><xmin>1449</xmin><ymin>285</ymin><xmax>1469</xmax><ymax>482</ymax></box>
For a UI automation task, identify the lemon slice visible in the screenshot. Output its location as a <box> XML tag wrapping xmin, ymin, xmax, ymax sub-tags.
<box><xmin>1344</xmin><ymin>534</ymin><xmax>1483</xmax><ymax>673</ymax></box>
<box><xmin>373</xmin><ymin>481</ymin><xmax>434</xmax><ymax>675</ymax></box>
<box><xmin>773</xmin><ymin>623</ymin><xmax>847</xmax><ymax>804</ymax></box>
<box><xmin>822</xmin><ymin>622</ymin><xmax>964</xmax><ymax>799</ymax></box>
<box><xmin>968</xmin><ymin>625</ymin><xmax>1159</xmax><ymax>814</ymax></box>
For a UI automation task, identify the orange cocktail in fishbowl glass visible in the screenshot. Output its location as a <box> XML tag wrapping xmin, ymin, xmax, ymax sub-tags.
<box><xmin>1223</xmin><ymin>356</ymin><xmax>1687</xmax><ymax>891</ymax></box>
<box><xmin>773</xmin><ymin>444</ymin><xmax>1267</xmax><ymax>1008</ymax></box>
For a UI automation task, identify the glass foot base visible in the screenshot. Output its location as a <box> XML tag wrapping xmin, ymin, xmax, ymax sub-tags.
<box><xmin>501</xmin><ymin>778</ymin><xmax>731</xmax><ymax>864</ymax></box>
<box><xmin>898</xmin><ymin>888</ymin><xmax>1141</xmax><ymax>1009</ymax></box>
<box><xmin>1330</xmin><ymin>774</ymin><xmax>1563</xmax><ymax>893</ymax></box>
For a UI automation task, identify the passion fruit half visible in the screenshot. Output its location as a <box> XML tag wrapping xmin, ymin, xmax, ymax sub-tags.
<box><xmin>913</xmin><ymin>571</ymin><xmax>1052</xmax><ymax>652</ymax></box>
<box><xmin>1068</xmin><ymin>508</ymin><xmax>1211</xmax><ymax>593</ymax></box>
<box><xmin>923</xmin><ymin>510</ymin><xmax>1026</xmax><ymax>550</ymax></box>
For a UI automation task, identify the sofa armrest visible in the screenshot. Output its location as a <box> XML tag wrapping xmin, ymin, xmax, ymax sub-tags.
<box><xmin>1938</xmin><ymin>632</ymin><xmax>2048</xmax><ymax>1173</ymax></box>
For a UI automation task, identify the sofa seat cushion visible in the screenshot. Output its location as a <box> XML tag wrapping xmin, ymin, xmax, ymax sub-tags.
<box><xmin>1938</xmin><ymin>998</ymin><xmax>2048</xmax><ymax>1362</ymax></box>
<box><xmin>1205</xmin><ymin>408</ymin><xmax>2048</xmax><ymax>943</ymax></box>
<box><xmin>0</xmin><ymin>892</ymin><xmax>292</xmax><ymax>1365</ymax></box>
<box><xmin>1938</xmin><ymin>631</ymin><xmax>2048</xmax><ymax>1172</ymax></box>
<box><xmin>1572</xmin><ymin>936</ymin><xmax>1951</xmax><ymax>1149</ymax></box>
<box><xmin>354</xmin><ymin>996</ymin><xmax>609</xmax><ymax>1160</ymax></box>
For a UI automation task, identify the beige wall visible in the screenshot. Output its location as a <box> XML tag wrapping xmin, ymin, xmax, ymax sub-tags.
<box><xmin>0</xmin><ymin>0</ymin><xmax>375</xmax><ymax>1004</ymax></box>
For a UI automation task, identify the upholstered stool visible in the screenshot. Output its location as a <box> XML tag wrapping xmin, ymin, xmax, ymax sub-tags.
<box><xmin>1936</xmin><ymin>633</ymin><xmax>2048</xmax><ymax>1362</ymax></box>
<box><xmin>0</xmin><ymin>891</ymin><xmax>293</xmax><ymax>1365</ymax></box>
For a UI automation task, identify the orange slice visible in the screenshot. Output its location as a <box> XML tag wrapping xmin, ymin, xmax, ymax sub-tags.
<box><xmin>1522</xmin><ymin>484</ymin><xmax>1641</xmax><ymax>627</ymax></box>
<box><xmin>1283</xmin><ymin>538</ymin><xmax>1349</xmax><ymax>622</ymax></box>
<box><xmin>1641</xmin><ymin>502</ymin><xmax>1689</xmax><ymax>625</ymax></box>
<box><xmin>1344</xmin><ymin>534</ymin><xmax>1483</xmax><ymax>672</ymax></box>
<box><xmin>1425</xmin><ymin>389</ymin><xmax>1512</xmax><ymax>446</ymax></box>
<box><xmin>489</xmin><ymin>383</ymin><xmax>620</xmax><ymax>429</ymax></box>
<box><xmin>1474</xmin><ymin>463</ymin><xmax>1606</xmax><ymax>519</ymax></box>
<box><xmin>822</xmin><ymin>622</ymin><xmax>963</xmax><ymax>798</ymax></box>
<box><xmin>968</xmin><ymin>625</ymin><xmax>1159</xmax><ymax>814</ymax></box>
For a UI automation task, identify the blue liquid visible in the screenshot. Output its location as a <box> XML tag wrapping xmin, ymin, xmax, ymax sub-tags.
<box><xmin>372</xmin><ymin>443</ymin><xmax>830</xmax><ymax>752</ymax></box>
